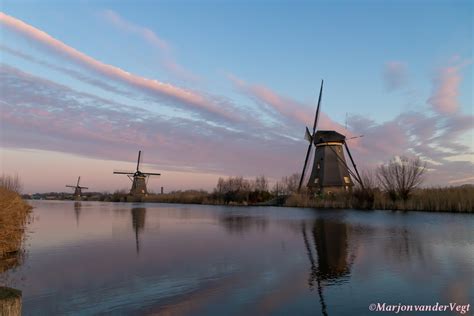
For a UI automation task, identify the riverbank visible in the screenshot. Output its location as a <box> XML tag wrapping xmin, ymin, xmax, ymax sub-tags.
<box><xmin>24</xmin><ymin>185</ymin><xmax>473</xmax><ymax>213</ymax></box>
<box><xmin>0</xmin><ymin>187</ymin><xmax>32</xmax><ymax>273</ymax></box>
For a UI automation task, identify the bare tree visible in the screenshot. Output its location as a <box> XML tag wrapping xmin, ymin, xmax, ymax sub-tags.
<box><xmin>353</xmin><ymin>170</ymin><xmax>377</xmax><ymax>209</ymax></box>
<box><xmin>280</xmin><ymin>173</ymin><xmax>300</xmax><ymax>194</ymax></box>
<box><xmin>377</xmin><ymin>156</ymin><xmax>426</xmax><ymax>201</ymax></box>
<box><xmin>253</xmin><ymin>175</ymin><xmax>269</xmax><ymax>192</ymax></box>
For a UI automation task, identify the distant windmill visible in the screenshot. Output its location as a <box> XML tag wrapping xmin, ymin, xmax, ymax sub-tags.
<box><xmin>113</xmin><ymin>150</ymin><xmax>161</xmax><ymax>196</ymax></box>
<box><xmin>65</xmin><ymin>176</ymin><xmax>88</xmax><ymax>200</ymax></box>
<box><xmin>298</xmin><ymin>81</ymin><xmax>363</xmax><ymax>193</ymax></box>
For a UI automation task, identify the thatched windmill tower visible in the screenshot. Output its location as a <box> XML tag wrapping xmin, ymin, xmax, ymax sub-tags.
<box><xmin>298</xmin><ymin>81</ymin><xmax>363</xmax><ymax>194</ymax></box>
<box><xmin>65</xmin><ymin>177</ymin><xmax>88</xmax><ymax>200</ymax></box>
<box><xmin>114</xmin><ymin>151</ymin><xmax>161</xmax><ymax>196</ymax></box>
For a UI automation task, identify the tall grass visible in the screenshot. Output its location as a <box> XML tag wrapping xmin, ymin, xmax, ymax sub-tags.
<box><xmin>284</xmin><ymin>186</ymin><xmax>473</xmax><ymax>213</ymax></box>
<box><xmin>373</xmin><ymin>186</ymin><xmax>474</xmax><ymax>213</ymax></box>
<box><xmin>144</xmin><ymin>190</ymin><xmax>210</xmax><ymax>204</ymax></box>
<box><xmin>0</xmin><ymin>174</ymin><xmax>23</xmax><ymax>194</ymax></box>
<box><xmin>0</xmin><ymin>175</ymin><xmax>32</xmax><ymax>273</ymax></box>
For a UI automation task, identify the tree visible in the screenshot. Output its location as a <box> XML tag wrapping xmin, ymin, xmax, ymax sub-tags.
<box><xmin>377</xmin><ymin>156</ymin><xmax>426</xmax><ymax>202</ymax></box>
<box><xmin>276</xmin><ymin>173</ymin><xmax>300</xmax><ymax>195</ymax></box>
<box><xmin>253</xmin><ymin>175</ymin><xmax>268</xmax><ymax>192</ymax></box>
<box><xmin>353</xmin><ymin>170</ymin><xmax>377</xmax><ymax>209</ymax></box>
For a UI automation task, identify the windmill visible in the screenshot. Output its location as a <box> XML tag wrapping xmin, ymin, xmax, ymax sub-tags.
<box><xmin>66</xmin><ymin>176</ymin><xmax>88</xmax><ymax>200</ymax></box>
<box><xmin>113</xmin><ymin>150</ymin><xmax>161</xmax><ymax>196</ymax></box>
<box><xmin>298</xmin><ymin>80</ymin><xmax>363</xmax><ymax>194</ymax></box>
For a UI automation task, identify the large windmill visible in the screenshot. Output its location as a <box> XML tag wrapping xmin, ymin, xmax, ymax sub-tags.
<box><xmin>66</xmin><ymin>176</ymin><xmax>88</xmax><ymax>200</ymax></box>
<box><xmin>113</xmin><ymin>150</ymin><xmax>161</xmax><ymax>196</ymax></box>
<box><xmin>298</xmin><ymin>81</ymin><xmax>363</xmax><ymax>194</ymax></box>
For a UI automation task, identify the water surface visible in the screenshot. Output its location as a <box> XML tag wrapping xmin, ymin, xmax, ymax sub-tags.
<box><xmin>3</xmin><ymin>201</ymin><xmax>473</xmax><ymax>315</ymax></box>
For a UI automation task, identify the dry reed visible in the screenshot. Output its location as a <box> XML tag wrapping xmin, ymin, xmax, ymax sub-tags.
<box><xmin>0</xmin><ymin>187</ymin><xmax>32</xmax><ymax>272</ymax></box>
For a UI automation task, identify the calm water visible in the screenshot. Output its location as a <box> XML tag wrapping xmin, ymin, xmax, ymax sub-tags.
<box><xmin>2</xmin><ymin>200</ymin><xmax>473</xmax><ymax>315</ymax></box>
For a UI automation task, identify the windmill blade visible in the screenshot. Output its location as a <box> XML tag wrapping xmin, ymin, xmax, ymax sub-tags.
<box><xmin>66</xmin><ymin>185</ymin><xmax>76</xmax><ymax>188</ymax></box>
<box><xmin>312</xmin><ymin>80</ymin><xmax>324</xmax><ymax>133</ymax></box>
<box><xmin>143</xmin><ymin>172</ymin><xmax>161</xmax><ymax>176</ymax></box>
<box><xmin>114</xmin><ymin>171</ymin><xmax>134</xmax><ymax>175</ymax></box>
<box><xmin>346</xmin><ymin>134</ymin><xmax>364</xmax><ymax>141</ymax></box>
<box><xmin>136</xmin><ymin>150</ymin><xmax>142</xmax><ymax>172</ymax></box>
<box><xmin>79</xmin><ymin>186</ymin><xmax>89</xmax><ymax>190</ymax></box>
<box><xmin>344</xmin><ymin>142</ymin><xmax>364</xmax><ymax>189</ymax></box>
<box><xmin>76</xmin><ymin>176</ymin><xmax>81</xmax><ymax>187</ymax></box>
<box><xmin>298</xmin><ymin>80</ymin><xmax>324</xmax><ymax>191</ymax></box>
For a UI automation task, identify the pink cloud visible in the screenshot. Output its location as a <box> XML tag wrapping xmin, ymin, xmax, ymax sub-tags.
<box><xmin>227</xmin><ymin>74</ymin><xmax>349</xmax><ymax>134</ymax></box>
<box><xmin>101</xmin><ymin>9</ymin><xmax>169</xmax><ymax>51</ymax></box>
<box><xmin>100</xmin><ymin>9</ymin><xmax>199</xmax><ymax>82</ymax></box>
<box><xmin>427</xmin><ymin>59</ymin><xmax>470</xmax><ymax>114</ymax></box>
<box><xmin>2</xmin><ymin>62</ymin><xmax>473</xmax><ymax>188</ymax></box>
<box><xmin>1</xmin><ymin>65</ymin><xmax>304</xmax><ymax>183</ymax></box>
<box><xmin>0</xmin><ymin>12</ymin><xmax>231</xmax><ymax>121</ymax></box>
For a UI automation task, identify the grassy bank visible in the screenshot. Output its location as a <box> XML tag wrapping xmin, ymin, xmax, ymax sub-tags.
<box><xmin>284</xmin><ymin>186</ymin><xmax>474</xmax><ymax>213</ymax></box>
<box><xmin>373</xmin><ymin>186</ymin><xmax>474</xmax><ymax>213</ymax></box>
<box><xmin>0</xmin><ymin>187</ymin><xmax>32</xmax><ymax>273</ymax></box>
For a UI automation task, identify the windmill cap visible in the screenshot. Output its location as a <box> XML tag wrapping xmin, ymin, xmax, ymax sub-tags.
<box><xmin>314</xmin><ymin>130</ymin><xmax>346</xmax><ymax>144</ymax></box>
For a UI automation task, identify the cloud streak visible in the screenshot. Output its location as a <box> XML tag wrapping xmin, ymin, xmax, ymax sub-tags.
<box><xmin>101</xmin><ymin>9</ymin><xmax>169</xmax><ymax>51</ymax></box>
<box><xmin>0</xmin><ymin>12</ymin><xmax>233</xmax><ymax>121</ymax></box>
<box><xmin>100</xmin><ymin>9</ymin><xmax>199</xmax><ymax>82</ymax></box>
<box><xmin>0</xmin><ymin>11</ymin><xmax>472</xmax><ymax>187</ymax></box>
<box><xmin>0</xmin><ymin>65</ymin><xmax>303</xmax><ymax>179</ymax></box>
<box><xmin>227</xmin><ymin>74</ymin><xmax>350</xmax><ymax>135</ymax></box>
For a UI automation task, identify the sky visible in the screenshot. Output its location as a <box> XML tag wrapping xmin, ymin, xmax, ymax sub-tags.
<box><xmin>0</xmin><ymin>0</ymin><xmax>472</xmax><ymax>193</ymax></box>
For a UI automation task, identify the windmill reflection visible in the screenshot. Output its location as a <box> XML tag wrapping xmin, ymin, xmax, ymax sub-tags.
<box><xmin>302</xmin><ymin>217</ymin><xmax>352</xmax><ymax>316</ymax></box>
<box><xmin>131</xmin><ymin>207</ymin><xmax>146</xmax><ymax>254</ymax></box>
<box><xmin>73</xmin><ymin>202</ymin><xmax>81</xmax><ymax>227</ymax></box>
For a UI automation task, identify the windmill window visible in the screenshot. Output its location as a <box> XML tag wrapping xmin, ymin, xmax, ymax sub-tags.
<box><xmin>344</xmin><ymin>176</ymin><xmax>350</xmax><ymax>184</ymax></box>
<box><xmin>317</xmin><ymin>163</ymin><xmax>320</xmax><ymax>169</ymax></box>
<box><xmin>314</xmin><ymin>178</ymin><xmax>319</xmax><ymax>184</ymax></box>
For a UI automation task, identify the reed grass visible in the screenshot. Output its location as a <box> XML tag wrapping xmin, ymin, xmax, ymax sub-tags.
<box><xmin>284</xmin><ymin>186</ymin><xmax>473</xmax><ymax>213</ymax></box>
<box><xmin>0</xmin><ymin>187</ymin><xmax>32</xmax><ymax>273</ymax></box>
<box><xmin>143</xmin><ymin>190</ymin><xmax>210</xmax><ymax>204</ymax></box>
<box><xmin>373</xmin><ymin>186</ymin><xmax>474</xmax><ymax>213</ymax></box>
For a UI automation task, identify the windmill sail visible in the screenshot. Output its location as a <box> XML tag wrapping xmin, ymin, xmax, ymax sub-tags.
<box><xmin>298</xmin><ymin>80</ymin><xmax>324</xmax><ymax>191</ymax></box>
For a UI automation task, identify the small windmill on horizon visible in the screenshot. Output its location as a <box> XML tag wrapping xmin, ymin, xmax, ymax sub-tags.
<box><xmin>113</xmin><ymin>150</ymin><xmax>161</xmax><ymax>196</ymax></box>
<box><xmin>298</xmin><ymin>80</ymin><xmax>363</xmax><ymax>194</ymax></box>
<box><xmin>66</xmin><ymin>176</ymin><xmax>88</xmax><ymax>200</ymax></box>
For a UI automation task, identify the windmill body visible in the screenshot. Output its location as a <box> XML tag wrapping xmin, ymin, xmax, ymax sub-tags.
<box><xmin>114</xmin><ymin>151</ymin><xmax>161</xmax><ymax>196</ymax></box>
<box><xmin>307</xmin><ymin>131</ymin><xmax>353</xmax><ymax>193</ymax></box>
<box><xmin>130</xmin><ymin>171</ymin><xmax>148</xmax><ymax>195</ymax></box>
